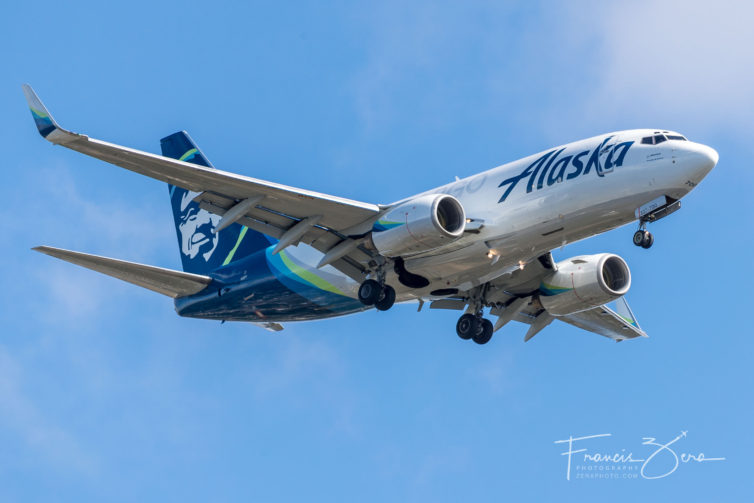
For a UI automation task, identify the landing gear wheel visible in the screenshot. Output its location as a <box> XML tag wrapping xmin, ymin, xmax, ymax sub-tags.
<box><xmin>375</xmin><ymin>285</ymin><xmax>396</xmax><ymax>311</ymax></box>
<box><xmin>633</xmin><ymin>230</ymin><xmax>646</xmax><ymax>247</ymax></box>
<box><xmin>358</xmin><ymin>279</ymin><xmax>382</xmax><ymax>306</ymax></box>
<box><xmin>456</xmin><ymin>313</ymin><xmax>478</xmax><ymax>340</ymax></box>
<box><xmin>641</xmin><ymin>231</ymin><xmax>654</xmax><ymax>249</ymax></box>
<box><xmin>633</xmin><ymin>229</ymin><xmax>654</xmax><ymax>249</ymax></box>
<box><xmin>472</xmin><ymin>318</ymin><xmax>494</xmax><ymax>345</ymax></box>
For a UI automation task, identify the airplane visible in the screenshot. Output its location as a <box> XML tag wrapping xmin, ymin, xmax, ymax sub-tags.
<box><xmin>23</xmin><ymin>84</ymin><xmax>718</xmax><ymax>344</ymax></box>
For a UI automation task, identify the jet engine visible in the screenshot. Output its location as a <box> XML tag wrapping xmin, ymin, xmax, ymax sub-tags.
<box><xmin>371</xmin><ymin>194</ymin><xmax>466</xmax><ymax>257</ymax></box>
<box><xmin>539</xmin><ymin>253</ymin><xmax>631</xmax><ymax>315</ymax></box>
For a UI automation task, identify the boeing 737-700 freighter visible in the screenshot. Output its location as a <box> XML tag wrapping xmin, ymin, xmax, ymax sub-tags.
<box><xmin>23</xmin><ymin>85</ymin><xmax>718</xmax><ymax>344</ymax></box>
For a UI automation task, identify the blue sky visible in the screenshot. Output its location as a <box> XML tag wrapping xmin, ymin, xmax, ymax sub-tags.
<box><xmin>2</xmin><ymin>1</ymin><xmax>753</xmax><ymax>500</ymax></box>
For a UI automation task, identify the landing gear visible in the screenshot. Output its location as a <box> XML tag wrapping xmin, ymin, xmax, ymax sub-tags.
<box><xmin>358</xmin><ymin>279</ymin><xmax>396</xmax><ymax>311</ymax></box>
<box><xmin>375</xmin><ymin>285</ymin><xmax>396</xmax><ymax>311</ymax></box>
<box><xmin>473</xmin><ymin>318</ymin><xmax>494</xmax><ymax>345</ymax></box>
<box><xmin>642</xmin><ymin>231</ymin><xmax>654</xmax><ymax>249</ymax></box>
<box><xmin>632</xmin><ymin>229</ymin><xmax>654</xmax><ymax>249</ymax></box>
<box><xmin>456</xmin><ymin>313</ymin><xmax>476</xmax><ymax>340</ymax></box>
<box><xmin>358</xmin><ymin>279</ymin><xmax>382</xmax><ymax>305</ymax></box>
<box><xmin>456</xmin><ymin>313</ymin><xmax>494</xmax><ymax>345</ymax></box>
<box><xmin>455</xmin><ymin>284</ymin><xmax>495</xmax><ymax>345</ymax></box>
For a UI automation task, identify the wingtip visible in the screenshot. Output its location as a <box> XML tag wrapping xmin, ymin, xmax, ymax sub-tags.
<box><xmin>32</xmin><ymin>245</ymin><xmax>54</xmax><ymax>255</ymax></box>
<box><xmin>22</xmin><ymin>84</ymin><xmax>58</xmax><ymax>138</ymax></box>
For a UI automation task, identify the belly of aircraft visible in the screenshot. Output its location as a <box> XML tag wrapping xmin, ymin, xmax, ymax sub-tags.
<box><xmin>174</xmin><ymin>247</ymin><xmax>366</xmax><ymax>322</ymax></box>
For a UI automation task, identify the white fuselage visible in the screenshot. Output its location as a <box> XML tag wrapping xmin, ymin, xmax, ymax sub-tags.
<box><xmin>284</xmin><ymin>129</ymin><xmax>718</xmax><ymax>302</ymax></box>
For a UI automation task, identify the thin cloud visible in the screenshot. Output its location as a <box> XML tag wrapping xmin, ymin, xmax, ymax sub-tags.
<box><xmin>0</xmin><ymin>344</ymin><xmax>96</xmax><ymax>475</ymax></box>
<box><xmin>4</xmin><ymin>163</ymin><xmax>175</xmax><ymax>328</ymax></box>
<box><xmin>572</xmin><ymin>1</ymin><xmax>754</xmax><ymax>136</ymax></box>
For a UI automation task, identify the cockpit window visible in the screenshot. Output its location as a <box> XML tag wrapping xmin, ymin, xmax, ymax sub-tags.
<box><xmin>641</xmin><ymin>134</ymin><xmax>668</xmax><ymax>145</ymax></box>
<box><xmin>666</xmin><ymin>135</ymin><xmax>687</xmax><ymax>141</ymax></box>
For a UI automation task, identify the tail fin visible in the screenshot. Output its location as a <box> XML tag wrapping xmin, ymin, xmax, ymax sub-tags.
<box><xmin>162</xmin><ymin>131</ymin><xmax>271</xmax><ymax>274</ymax></box>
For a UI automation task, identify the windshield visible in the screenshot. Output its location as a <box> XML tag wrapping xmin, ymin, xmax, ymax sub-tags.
<box><xmin>640</xmin><ymin>133</ymin><xmax>686</xmax><ymax>145</ymax></box>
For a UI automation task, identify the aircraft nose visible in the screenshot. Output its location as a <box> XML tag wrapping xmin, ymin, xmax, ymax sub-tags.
<box><xmin>685</xmin><ymin>142</ymin><xmax>718</xmax><ymax>180</ymax></box>
<box><xmin>697</xmin><ymin>144</ymin><xmax>719</xmax><ymax>170</ymax></box>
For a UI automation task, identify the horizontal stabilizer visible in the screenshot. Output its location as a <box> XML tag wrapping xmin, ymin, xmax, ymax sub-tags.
<box><xmin>33</xmin><ymin>246</ymin><xmax>212</xmax><ymax>298</ymax></box>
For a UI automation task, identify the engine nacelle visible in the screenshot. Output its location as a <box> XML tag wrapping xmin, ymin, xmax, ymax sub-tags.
<box><xmin>539</xmin><ymin>253</ymin><xmax>631</xmax><ymax>315</ymax></box>
<box><xmin>371</xmin><ymin>194</ymin><xmax>466</xmax><ymax>257</ymax></box>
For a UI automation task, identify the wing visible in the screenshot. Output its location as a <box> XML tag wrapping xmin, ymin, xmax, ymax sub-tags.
<box><xmin>34</xmin><ymin>246</ymin><xmax>211</xmax><ymax>298</ymax></box>
<box><xmin>506</xmin><ymin>294</ymin><xmax>646</xmax><ymax>342</ymax></box>
<box><xmin>23</xmin><ymin>85</ymin><xmax>381</xmax><ymax>280</ymax></box>
<box><xmin>432</xmin><ymin>252</ymin><xmax>647</xmax><ymax>342</ymax></box>
<box><xmin>558</xmin><ymin>297</ymin><xmax>646</xmax><ymax>341</ymax></box>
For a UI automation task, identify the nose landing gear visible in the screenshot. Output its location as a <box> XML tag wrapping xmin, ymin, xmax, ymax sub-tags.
<box><xmin>633</xmin><ymin>229</ymin><xmax>654</xmax><ymax>248</ymax></box>
<box><xmin>633</xmin><ymin>222</ymin><xmax>654</xmax><ymax>249</ymax></box>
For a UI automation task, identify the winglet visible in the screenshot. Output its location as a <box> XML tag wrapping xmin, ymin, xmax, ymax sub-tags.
<box><xmin>22</xmin><ymin>84</ymin><xmax>59</xmax><ymax>138</ymax></box>
<box><xmin>22</xmin><ymin>84</ymin><xmax>83</xmax><ymax>144</ymax></box>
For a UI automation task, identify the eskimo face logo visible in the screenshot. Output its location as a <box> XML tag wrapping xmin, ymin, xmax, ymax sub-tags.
<box><xmin>498</xmin><ymin>137</ymin><xmax>635</xmax><ymax>203</ymax></box>
<box><xmin>178</xmin><ymin>191</ymin><xmax>221</xmax><ymax>261</ymax></box>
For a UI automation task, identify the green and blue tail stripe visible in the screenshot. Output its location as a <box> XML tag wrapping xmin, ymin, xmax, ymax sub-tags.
<box><xmin>266</xmin><ymin>248</ymin><xmax>347</xmax><ymax>298</ymax></box>
<box><xmin>161</xmin><ymin>131</ymin><xmax>213</xmax><ymax>168</ymax></box>
<box><xmin>161</xmin><ymin>131</ymin><xmax>271</xmax><ymax>275</ymax></box>
<box><xmin>264</xmin><ymin>247</ymin><xmax>362</xmax><ymax>313</ymax></box>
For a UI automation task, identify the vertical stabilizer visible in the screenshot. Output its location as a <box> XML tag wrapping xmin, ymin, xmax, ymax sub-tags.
<box><xmin>162</xmin><ymin>131</ymin><xmax>270</xmax><ymax>274</ymax></box>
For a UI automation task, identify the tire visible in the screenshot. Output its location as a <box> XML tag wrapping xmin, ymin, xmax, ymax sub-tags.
<box><xmin>472</xmin><ymin>318</ymin><xmax>494</xmax><ymax>345</ymax></box>
<box><xmin>641</xmin><ymin>232</ymin><xmax>654</xmax><ymax>249</ymax></box>
<box><xmin>456</xmin><ymin>313</ymin><xmax>477</xmax><ymax>340</ymax></box>
<box><xmin>375</xmin><ymin>285</ymin><xmax>396</xmax><ymax>311</ymax></box>
<box><xmin>358</xmin><ymin>279</ymin><xmax>382</xmax><ymax>305</ymax></box>
<box><xmin>633</xmin><ymin>230</ymin><xmax>646</xmax><ymax>247</ymax></box>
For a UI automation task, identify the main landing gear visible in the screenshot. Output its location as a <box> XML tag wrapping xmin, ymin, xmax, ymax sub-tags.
<box><xmin>358</xmin><ymin>279</ymin><xmax>396</xmax><ymax>311</ymax></box>
<box><xmin>456</xmin><ymin>313</ymin><xmax>493</xmax><ymax>345</ymax></box>
<box><xmin>632</xmin><ymin>222</ymin><xmax>654</xmax><ymax>249</ymax></box>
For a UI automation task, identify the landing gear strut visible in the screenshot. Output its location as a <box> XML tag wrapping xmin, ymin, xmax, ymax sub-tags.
<box><xmin>633</xmin><ymin>222</ymin><xmax>654</xmax><ymax>249</ymax></box>
<box><xmin>456</xmin><ymin>285</ymin><xmax>494</xmax><ymax>345</ymax></box>
<box><xmin>456</xmin><ymin>313</ymin><xmax>494</xmax><ymax>345</ymax></box>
